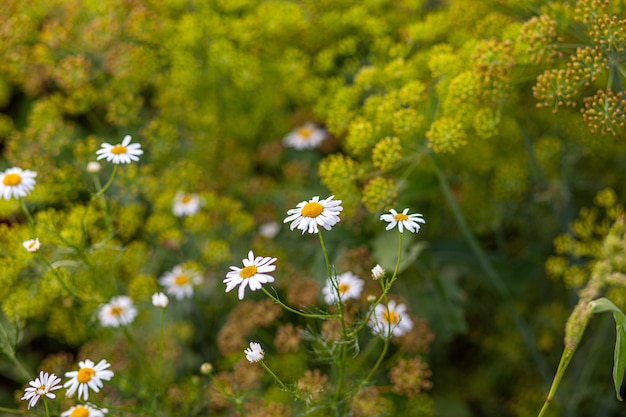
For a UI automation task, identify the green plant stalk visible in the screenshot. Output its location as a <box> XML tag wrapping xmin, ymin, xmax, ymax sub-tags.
<box><xmin>43</xmin><ymin>397</ymin><xmax>50</xmax><ymax>417</ymax></box>
<box><xmin>37</xmin><ymin>254</ymin><xmax>79</xmax><ymax>299</ymax></box>
<box><xmin>430</xmin><ymin>153</ymin><xmax>551</xmax><ymax>382</ymax></box>
<box><xmin>19</xmin><ymin>199</ymin><xmax>35</xmax><ymax>230</ymax></box>
<box><xmin>0</xmin><ymin>406</ymin><xmax>26</xmax><ymax>415</ymax></box>
<box><xmin>261</xmin><ymin>287</ymin><xmax>338</xmax><ymax>319</ymax></box>
<box><xmin>537</xmin><ymin>348</ymin><xmax>577</xmax><ymax>417</ymax></box>
<box><xmin>259</xmin><ymin>360</ymin><xmax>288</xmax><ymax>391</ymax></box>
<box><xmin>91</xmin><ymin>164</ymin><xmax>118</xmax><ymax>201</ymax></box>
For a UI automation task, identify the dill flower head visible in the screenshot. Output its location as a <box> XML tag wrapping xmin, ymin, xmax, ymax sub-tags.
<box><xmin>61</xmin><ymin>404</ymin><xmax>108</xmax><ymax>417</ymax></box>
<box><xmin>283</xmin><ymin>123</ymin><xmax>328</xmax><ymax>150</ymax></box>
<box><xmin>380</xmin><ymin>208</ymin><xmax>425</xmax><ymax>233</ymax></box>
<box><xmin>0</xmin><ymin>167</ymin><xmax>36</xmax><ymax>200</ymax></box>
<box><xmin>172</xmin><ymin>191</ymin><xmax>201</xmax><ymax>217</ymax></box>
<box><xmin>21</xmin><ymin>371</ymin><xmax>62</xmax><ymax>409</ymax></box>
<box><xmin>64</xmin><ymin>359</ymin><xmax>114</xmax><ymax>401</ymax></box>
<box><xmin>244</xmin><ymin>342</ymin><xmax>265</xmax><ymax>363</ymax></box>
<box><xmin>362</xmin><ymin>177</ymin><xmax>398</xmax><ymax>213</ymax></box>
<box><xmin>322</xmin><ymin>272</ymin><xmax>364</xmax><ymax>305</ymax></box>
<box><xmin>284</xmin><ymin>195</ymin><xmax>343</xmax><ymax>234</ymax></box>
<box><xmin>95</xmin><ymin>134</ymin><xmax>143</xmax><ymax>164</ymax></box>
<box><xmin>426</xmin><ymin>117</ymin><xmax>468</xmax><ymax>153</ymax></box>
<box><xmin>23</xmin><ymin>238</ymin><xmax>41</xmax><ymax>253</ymax></box>
<box><xmin>224</xmin><ymin>250</ymin><xmax>277</xmax><ymax>300</ymax></box>
<box><xmin>368</xmin><ymin>300</ymin><xmax>413</xmax><ymax>337</ymax></box>
<box><xmin>158</xmin><ymin>264</ymin><xmax>203</xmax><ymax>300</ymax></box>
<box><xmin>98</xmin><ymin>295</ymin><xmax>138</xmax><ymax>327</ymax></box>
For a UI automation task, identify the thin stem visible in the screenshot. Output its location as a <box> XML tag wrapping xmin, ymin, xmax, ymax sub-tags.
<box><xmin>19</xmin><ymin>200</ymin><xmax>35</xmax><ymax>231</ymax></box>
<box><xmin>37</xmin><ymin>254</ymin><xmax>79</xmax><ymax>299</ymax></box>
<box><xmin>92</xmin><ymin>165</ymin><xmax>118</xmax><ymax>201</ymax></box>
<box><xmin>430</xmin><ymin>154</ymin><xmax>551</xmax><ymax>383</ymax></box>
<box><xmin>156</xmin><ymin>308</ymin><xmax>165</xmax><ymax>378</ymax></box>
<box><xmin>259</xmin><ymin>360</ymin><xmax>288</xmax><ymax>391</ymax></box>
<box><xmin>0</xmin><ymin>406</ymin><xmax>27</xmax><ymax>415</ymax></box>
<box><xmin>362</xmin><ymin>337</ymin><xmax>390</xmax><ymax>385</ymax></box>
<box><xmin>261</xmin><ymin>287</ymin><xmax>339</xmax><ymax>319</ymax></box>
<box><xmin>318</xmin><ymin>231</ymin><xmax>332</xmax><ymax>280</ymax></box>
<box><xmin>44</xmin><ymin>398</ymin><xmax>50</xmax><ymax>417</ymax></box>
<box><xmin>538</xmin><ymin>349</ymin><xmax>574</xmax><ymax>417</ymax></box>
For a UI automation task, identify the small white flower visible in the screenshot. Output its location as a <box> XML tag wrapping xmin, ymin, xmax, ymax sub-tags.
<box><xmin>371</xmin><ymin>264</ymin><xmax>385</xmax><ymax>280</ymax></box>
<box><xmin>224</xmin><ymin>250</ymin><xmax>277</xmax><ymax>300</ymax></box>
<box><xmin>86</xmin><ymin>161</ymin><xmax>102</xmax><ymax>173</ymax></box>
<box><xmin>244</xmin><ymin>342</ymin><xmax>265</xmax><ymax>363</ymax></box>
<box><xmin>61</xmin><ymin>403</ymin><xmax>108</xmax><ymax>417</ymax></box>
<box><xmin>152</xmin><ymin>292</ymin><xmax>169</xmax><ymax>308</ymax></box>
<box><xmin>64</xmin><ymin>359</ymin><xmax>114</xmax><ymax>401</ymax></box>
<box><xmin>98</xmin><ymin>295</ymin><xmax>137</xmax><ymax>327</ymax></box>
<box><xmin>258</xmin><ymin>221</ymin><xmax>280</xmax><ymax>239</ymax></box>
<box><xmin>158</xmin><ymin>265</ymin><xmax>202</xmax><ymax>300</ymax></box>
<box><xmin>0</xmin><ymin>167</ymin><xmax>37</xmax><ymax>200</ymax></box>
<box><xmin>380</xmin><ymin>208</ymin><xmax>425</xmax><ymax>233</ymax></box>
<box><xmin>23</xmin><ymin>238</ymin><xmax>41</xmax><ymax>253</ymax></box>
<box><xmin>284</xmin><ymin>195</ymin><xmax>343</xmax><ymax>234</ymax></box>
<box><xmin>322</xmin><ymin>272</ymin><xmax>364</xmax><ymax>305</ymax></box>
<box><xmin>95</xmin><ymin>135</ymin><xmax>143</xmax><ymax>164</ymax></box>
<box><xmin>368</xmin><ymin>300</ymin><xmax>413</xmax><ymax>338</ymax></box>
<box><xmin>172</xmin><ymin>191</ymin><xmax>201</xmax><ymax>217</ymax></box>
<box><xmin>283</xmin><ymin>123</ymin><xmax>327</xmax><ymax>150</ymax></box>
<box><xmin>21</xmin><ymin>371</ymin><xmax>62</xmax><ymax>409</ymax></box>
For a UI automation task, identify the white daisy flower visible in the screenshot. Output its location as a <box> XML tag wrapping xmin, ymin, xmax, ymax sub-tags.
<box><xmin>152</xmin><ymin>292</ymin><xmax>169</xmax><ymax>308</ymax></box>
<box><xmin>322</xmin><ymin>271</ymin><xmax>364</xmax><ymax>305</ymax></box>
<box><xmin>158</xmin><ymin>265</ymin><xmax>202</xmax><ymax>300</ymax></box>
<box><xmin>95</xmin><ymin>135</ymin><xmax>143</xmax><ymax>164</ymax></box>
<box><xmin>258</xmin><ymin>221</ymin><xmax>280</xmax><ymax>239</ymax></box>
<box><xmin>61</xmin><ymin>403</ymin><xmax>108</xmax><ymax>417</ymax></box>
<box><xmin>284</xmin><ymin>195</ymin><xmax>343</xmax><ymax>234</ymax></box>
<box><xmin>64</xmin><ymin>359</ymin><xmax>114</xmax><ymax>401</ymax></box>
<box><xmin>86</xmin><ymin>161</ymin><xmax>102</xmax><ymax>173</ymax></box>
<box><xmin>0</xmin><ymin>167</ymin><xmax>37</xmax><ymax>200</ymax></box>
<box><xmin>368</xmin><ymin>300</ymin><xmax>413</xmax><ymax>338</ymax></box>
<box><xmin>283</xmin><ymin>123</ymin><xmax>327</xmax><ymax>150</ymax></box>
<box><xmin>244</xmin><ymin>342</ymin><xmax>265</xmax><ymax>363</ymax></box>
<box><xmin>380</xmin><ymin>208</ymin><xmax>425</xmax><ymax>233</ymax></box>
<box><xmin>172</xmin><ymin>191</ymin><xmax>201</xmax><ymax>217</ymax></box>
<box><xmin>98</xmin><ymin>295</ymin><xmax>137</xmax><ymax>327</ymax></box>
<box><xmin>371</xmin><ymin>264</ymin><xmax>385</xmax><ymax>280</ymax></box>
<box><xmin>23</xmin><ymin>238</ymin><xmax>41</xmax><ymax>253</ymax></box>
<box><xmin>21</xmin><ymin>371</ymin><xmax>62</xmax><ymax>409</ymax></box>
<box><xmin>224</xmin><ymin>250</ymin><xmax>277</xmax><ymax>300</ymax></box>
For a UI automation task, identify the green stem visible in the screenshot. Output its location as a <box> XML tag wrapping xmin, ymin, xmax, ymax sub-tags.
<box><xmin>92</xmin><ymin>164</ymin><xmax>118</xmax><ymax>201</ymax></box>
<box><xmin>261</xmin><ymin>287</ymin><xmax>338</xmax><ymax>319</ymax></box>
<box><xmin>538</xmin><ymin>349</ymin><xmax>574</xmax><ymax>417</ymax></box>
<box><xmin>318</xmin><ymin>230</ymin><xmax>332</xmax><ymax>280</ymax></box>
<box><xmin>37</xmin><ymin>254</ymin><xmax>79</xmax><ymax>299</ymax></box>
<box><xmin>259</xmin><ymin>360</ymin><xmax>288</xmax><ymax>391</ymax></box>
<box><xmin>430</xmin><ymin>154</ymin><xmax>551</xmax><ymax>383</ymax></box>
<box><xmin>43</xmin><ymin>397</ymin><xmax>50</xmax><ymax>417</ymax></box>
<box><xmin>362</xmin><ymin>337</ymin><xmax>390</xmax><ymax>385</ymax></box>
<box><xmin>19</xmin><ymin>200</ymin><xmax>35</xmax><ymax>231</ymax></box>
<box><xmin>0</xmin><ymin>406</ymin><xmax>26</xmax><ymax>415</ymax></box>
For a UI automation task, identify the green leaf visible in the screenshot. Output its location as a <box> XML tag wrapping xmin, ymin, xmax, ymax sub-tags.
<box><xmin>589</xmin><ymin>297</ymin><xmax>626</xmax><ymax>401</ymax></box>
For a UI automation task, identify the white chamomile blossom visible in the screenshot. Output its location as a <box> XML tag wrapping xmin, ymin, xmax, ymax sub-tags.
<box><xmin>283</xmin><ymin>123</ymin><xmax>327</xmax><ymax>150</ymax></box>
<box><xmin>244</xmin><ymin>342</ymin><xmax>265</xmax><ymax>363</ymax></box>
<box><xmin>62</xmin><ymin>403</ymin><xmax>108</xmax><ymax>417</ymax></box>
<box><xmin>172</xmin><ymin>191</ymin><xmax>201</xmax><ymax>217</ymax></box>
<box><xmin>64</xmin><ymin>359</ymin><xmax>114</xmax><ymax>401</ymax></box>
<box><xmin>152</xmin><ymin>292</ymin><xmax>169</xmax><ymax>308</ymax></box>
<box><xmin>224</xmin><ymin>250</ymin><xmax>277</xmax><ymax>300</ymax></box>
<box><xmin>86</xmin><ymin>161</ymin><xmax>102</xmax><ymax>173</ymax></box>
<box><xmin>368</xmin><ymin>300</ymin><xmax>413</xmax><ymax>338</ymax></box>
<box><xmin>23</xmin><ymin>238</ymin><xmax>41</xmax><ymax>253</ymax></box>
<box><xmin>322</xmin><ymin>272</ymin><xmax>364</xmax><ymax>305</ymax></box>
<box><xmin>21</xmin><ymin>371</ymin><xmax>62</xmax><ymax>409</ymax></box>
<box><xmin>284</xmin><ymin>195</ymin><xmax>343</xmax><ymax>234</ymax></box>
<box><xmin>158</xmin><ymin>265</ymin><xmax>202</xmax><ymax>300</ymax></box>
<box><xmin>371</xmin><ymin>264</ymin><xmax>385</xmax><ymax>280</ymax></box>
<box><xmin>98</xmin><ymin>295</ymin><xmax>137</xmax><ymax>327</ymax></box>
<box><xmin>0</xmin><ymin>167</ymin><xmax>37</xmax><ymax>200</ymax></box>
<box><xmin>258</xmin><ymin>221</ymin><xmax>280</xmax><ymax>239</ymax></box>
<box><xmin>380</xmin><ymin>208</ymin><xmax>425</xmax><ymax>233</ymax></box>
<box><xmin>96</xmin><ymin>135</ymin><xmax>143</xmax><ymax>164</ymax></box>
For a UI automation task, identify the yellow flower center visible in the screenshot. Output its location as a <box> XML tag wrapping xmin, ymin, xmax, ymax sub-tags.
<box><xmin>111</xmin><ymin>144</ymin><xmax>127</xmax><ymax>155</ymax></box>
<box><xmin>239</xmin><ymin>265</ymin><xmax>257</xmax><ymax>279</ymax></box>
<box><xmin>338</xmin><ymin>283</ymin><xmax>349</xmax><ymax>294</ymax></box>
<box><xmin>27</xmin><ymin>241</ymin><xmax>38</xmax><ymax>250</ymax></box>
<box><xmin>297</xmin><ymin>127</ymin><xmax>312</xmax><ymax>138</ymax></box>
<box><xmin>36</xmin><ymin>385</ymin><xmax>47</xmax><ymax>395</ymax></box>
<box><xmin>70</xmin><ymin>406</ymin><xmax>90</xmax><ymax>417</ymax></box>
<box><xmin>301</xmin><ymin>201</ymin><xmax>324</xmax><ymax>218</ymax></box>
<box><xmin>394</xmin><ymin>213</ymin><xmax>409</xmax><ymax>222</ymax></box>
<box><xmin>383</xmin><ymin>310</ymin><xmax>399</xmax><ymax>324</ymax></box>
<box><xmin>109</xmin><ymin>306</ymin><xmax>123</xmax><ymax>316</ymax></box>
<box><xmin>174</xmin><ymin>274</ymin><xmax>189</xmax><ymax>286</ymax></box>
<box><xmin>3</xmin><ymin>173</ymin><xmax>21</xmax><ymax>186</ymax></box>
<box><xmin>77</xmin><ymin>367</ymin><xmax>96</xmax><ymax>384</ymax></box>
<box><xmin>181</xmin><ymin>194</ymin><xmax>192</xmax><ymax>204</ymax></box>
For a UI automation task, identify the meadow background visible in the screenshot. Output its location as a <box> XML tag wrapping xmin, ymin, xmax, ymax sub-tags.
<box><xmin>1</xmin><ymin>0</ymin><xmax>626</xmax><ymax>416</ymax></box>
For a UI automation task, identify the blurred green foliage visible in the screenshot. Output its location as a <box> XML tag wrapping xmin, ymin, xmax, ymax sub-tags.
<box><xmin>1</xmin><ymin>0</ymin><xmax>626</xmax><ymax>416</ymax></box>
